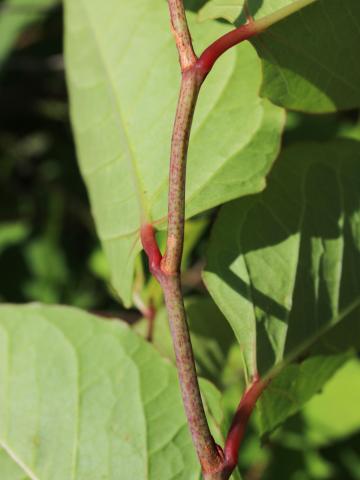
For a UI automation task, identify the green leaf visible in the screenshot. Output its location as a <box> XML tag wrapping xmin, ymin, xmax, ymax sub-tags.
<box><xmin>204</xmin><ymin>139</ymin><xmax>360</xmax><ymax>381</ymax></box>
<box><xmin>64</xmin><ymin>0</ymin><xmax>284</xmax><ymax>306</ymax></box>
<box><xmin>0</xmin><ymin>448</ymin><xmax>26</xmax><ymax>480</ymax></box>
<box><xmin>0</xmin><ymin>304</ymin><xmax>221</xmax><ymax>480</ymax></box>
<box><xmin>181</xmin><ymin>217</ymin><xmax>209</xmax><ymax>271</ymax></box>
<box><xmin>199</xmin><ymin>0</ymin><xmax>360</xmax><ymax>112</ymax></box>
<box><xmin>252</xmin><ymin>0</ymin><xmax>360</xmax><ymax>112</ymax></box>
<box><xmin>258</xmin><ymin>352</ymin><xmax>351</xmax><ymax>435</ymax></box>
<box><xmin>0</xmin><ymin>0</ymin><xmax>57</xmax><ymax>68</ymax></box>
<box><xmin>198</xmin><ymin>0</ymin><xmax>246</xmax><ymax>23</ymax></box>
<box><xmin>199</xmin><ymin>0</ymin><xmax>312</xmax><ymax>23</ymax></box>
<box><xmin>302</xmin><ymin>358</ymin><xmax>360</xmax><ymax>446</ymax></box>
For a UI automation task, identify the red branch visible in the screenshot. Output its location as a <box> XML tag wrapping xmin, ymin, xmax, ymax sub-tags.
<box><xmin>224</xmin><ymin>377</ymin><xmax>269</xmax><ymax>472</ymax></box>
<box><xmin>197</xmin><ymin>22</ymin><xmax>259</xmax><ymax>78</ymax></box>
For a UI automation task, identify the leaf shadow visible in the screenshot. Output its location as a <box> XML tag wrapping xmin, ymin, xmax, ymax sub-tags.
<box><xmin>235</xmin><ymin>0</ymin><xmax>264</xmax><ymax>26</ymax></box>
<box><xmin>205</xmin><ymin>139</ymin><xmax>360</xmax><ymax>372</ymax></box>
<box><xmin>250</xmin><ymin>0</ymin><xmax>360</xmax><ymax>111</ymax></box>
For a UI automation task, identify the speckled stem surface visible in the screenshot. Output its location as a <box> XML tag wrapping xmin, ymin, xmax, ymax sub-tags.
<box><xmin>167</xmin><ymin>0</ymin><xmax>197</xmax><ymax>70</ymax></box>
<box><xmin>161</xmin><ymin>274</ymin><xmax>223</xmax><ymax>474</ymax></box>
<box><xmin>140</xmin><ymin>0</ymin><xmax>314</xmax><ymax>476</ymax></box>
<box><xmin>161</xmin><ymin>70</ymin><xmax>200</xmax><ymax>275</ymax></box>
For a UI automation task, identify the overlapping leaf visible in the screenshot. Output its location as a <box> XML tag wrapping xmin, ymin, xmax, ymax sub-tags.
<box><xmin>258</xmin><ymin>352</ymin><xmax>351</xmax><ymax>434</ymax></box>
<box><xmin>199</xmin><ymin>0</ymin><xmax>360</xmax><ymax>112</ymax></box>
<box><xmin>64</xmin><ymin>0</ymin><xmax>284</xmax><ymax>305</ymax></box>
<box><xmin>204</xmin><ymin>139</ymin><xmax>360</xmax><ymax>380</ymax></box>
<box><xmin>0</xmin><ymin>304</ymin><xmax>223</xmax><ymax>480</ymax></box>
<box><xmin>135</xmin><ymin>296</ymin><xmax>236</xmax><ymax>387</ymax></box>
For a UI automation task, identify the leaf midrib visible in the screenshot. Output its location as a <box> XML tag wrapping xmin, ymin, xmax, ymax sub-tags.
<box><xmin>0</xmin><ymin>440</ymin><xmax>38</xmax><ymax>480</ymax></box>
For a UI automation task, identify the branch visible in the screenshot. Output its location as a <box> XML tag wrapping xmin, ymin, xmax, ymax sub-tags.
<box><xmin>168</xmin><ymin>0</ymin><xmax>197</xmax><ymax>71</ymax></box>
<box><xmin>141</xmin><ymin>0</ymin><xmax>319</xmax><ymax>477</ymax></box>
<box><xmin>161</xmin><ymin>70</ymin><xmax>200</xmax><ymax>274</ymax></box>
<box><xmin>141</xmin><ymin>224</ymin><xmax>223</xmax><ymax>475</ymax></box>
<box><xmin>141</xmin><ymin>3</ymin><xmax>224</xmax><ymax>475</ymax></box>
<box><xmin>224</xmin><ymin>377</ymin><xmax>269</xmax><ymax>472</ymax></box>
<box><xmin>197</xmin><ymin>0</ymin><xmax>318</xmax><ymax>77</ymax></box>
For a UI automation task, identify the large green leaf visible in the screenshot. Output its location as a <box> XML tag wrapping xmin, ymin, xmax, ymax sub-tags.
<box><xmin>204</xmin><ymin>139</ymin><xmax>360</xmax><ymax>381</ymax></box>
<box><xmin>199</xmin><ymin>0</ymin><xmax>360</xmax><ymax>112</ymax></box>
<box><xmin>64</xmin><ymin>0</ymin><xmax>284</xmax><ymax>306</ymax></box>
<box><xmin>0</xmin><ymin>0</ymin><xmax>57</xmax><ymax>68</ymax></box>
<box><xmin>0</xmin><ymin>304</ymin><xmax>222</xmax><ymax>480</ymax></box>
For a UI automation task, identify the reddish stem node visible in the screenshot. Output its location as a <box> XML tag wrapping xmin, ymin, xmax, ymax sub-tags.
<box><xmin>140</xmin><ymin>224</ymin><xmax>162</xmax><ymax>278</ymax></box>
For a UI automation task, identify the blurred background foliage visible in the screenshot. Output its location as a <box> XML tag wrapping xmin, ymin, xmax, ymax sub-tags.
<box><xmin>0</xmin><ymin>1</ymin><xmax>359</xmax><ymax>479</ymax></box>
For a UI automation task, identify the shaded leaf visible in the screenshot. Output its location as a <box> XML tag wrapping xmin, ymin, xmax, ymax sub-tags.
<box><xmin>252</xmin><ymin>0</ymin><xmax>360</xmax><ymax>112</ymax></box>
<box><xmin>199</xmin><ymin>0</ymin><xmax>360</xmax><ymax>112</ymax></box>
<box><xmin>204</xmin><ymin>139</ymin><xmax>360</xmax><ymax>379</ymax></box>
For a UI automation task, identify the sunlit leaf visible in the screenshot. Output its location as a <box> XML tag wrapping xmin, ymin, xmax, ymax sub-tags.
<box><xmin>0</xmin><ymin>304</ymin><xmax>222</xmax><ymax>480</ymax></box>
<box><xmin>65</xmin><ymin>0</ymin><xmax>284</xmax><ymax>305</ymax></box>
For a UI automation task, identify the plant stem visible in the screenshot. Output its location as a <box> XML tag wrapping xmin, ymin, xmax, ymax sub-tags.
<box><xmin>141</xmin><ymin>224</ymin><xmax>223</xmax><ymax>475</ymax></box>
<box><xmin>161</xmin><ymin>69</ymin><xmax>200</xmax><ymax>274</ymax></box>
<box><xmin>167</xmin><ymin>0</ymin><xmax>197</xmax><ymax>70</ymax></box>
<box><xmin>224</xmin><ymin>377</ymin><xmax>269</xmax><ymax>472</ymax></box>
<box><xmin>162</xmin><ymin>275</ymin><xmax>223</xmax><ymax>474</ymax></box>
<box><xmin>141</xmin><ymin>0</ymin><xmax>318</xmax><ymax>477</ymax></box>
